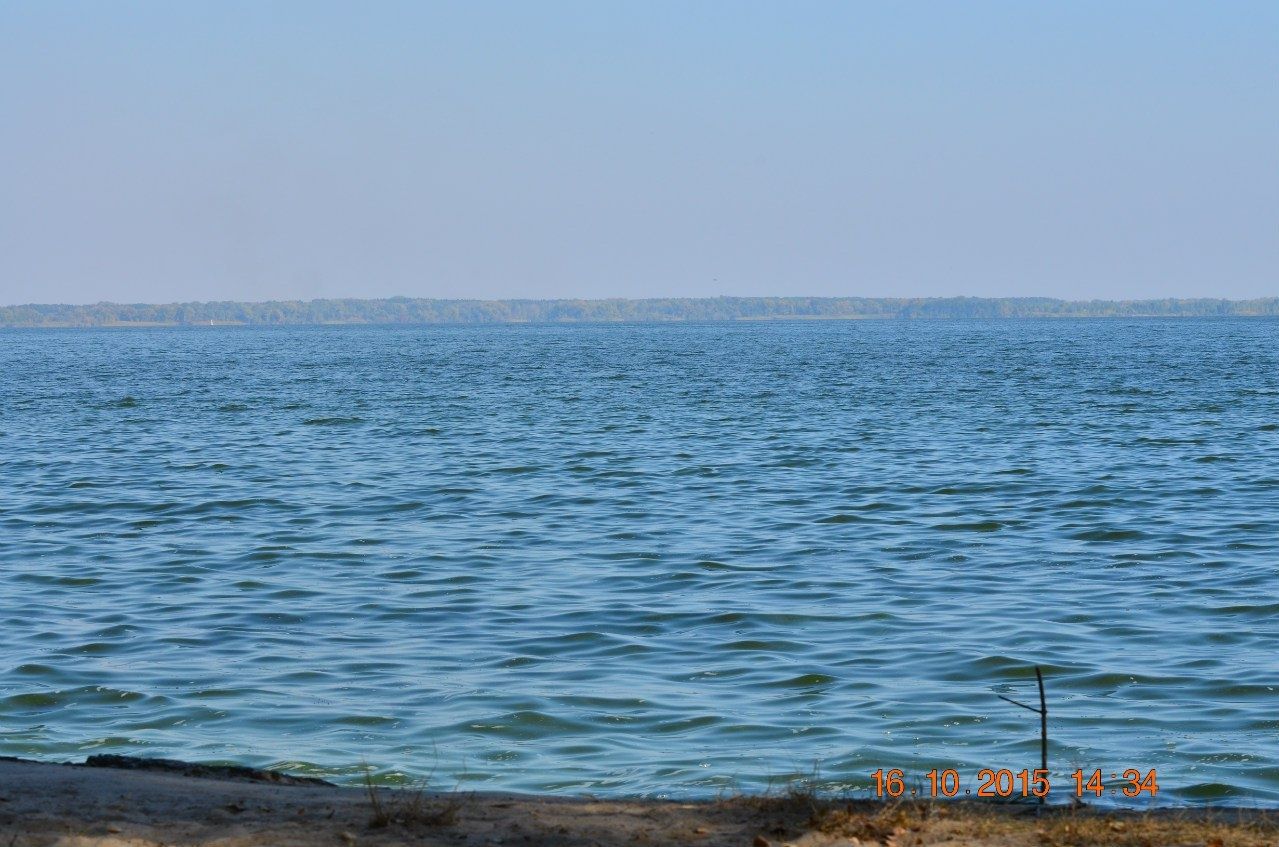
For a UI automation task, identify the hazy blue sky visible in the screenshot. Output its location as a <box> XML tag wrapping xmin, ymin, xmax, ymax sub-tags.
<box><xmin>1</xmin><ymin>1</ymin><xmax>1275</xmax><ymax>305</ymax></box>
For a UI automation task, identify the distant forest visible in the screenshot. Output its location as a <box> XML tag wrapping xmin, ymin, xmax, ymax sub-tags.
<box><xmin>3</xmin><ymin>296</ymin><xmax>1278</xmax><ymax>327</ymax></box>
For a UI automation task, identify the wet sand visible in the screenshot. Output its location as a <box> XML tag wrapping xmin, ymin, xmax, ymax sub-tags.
<box><xmin>1</xmin><ymin>756</ymin><xmax>1273</xmax><ymax>847</ymax></box>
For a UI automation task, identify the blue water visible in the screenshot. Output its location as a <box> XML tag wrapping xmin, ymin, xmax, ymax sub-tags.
<box><xmin>2</xmin><ymin>320</ymin><xmax>1277</xmax><ymax>805</ymax></box>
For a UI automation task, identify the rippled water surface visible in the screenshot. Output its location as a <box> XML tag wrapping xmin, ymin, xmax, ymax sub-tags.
<box><xmin>2</xmin><ymin>320</ymin><xmax>1277</xmax><ymax>804</ymax></box>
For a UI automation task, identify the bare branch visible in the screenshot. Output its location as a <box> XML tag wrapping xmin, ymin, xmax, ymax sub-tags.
<box><xmin>996</xmin><ymin>694</ymin><xmax>1042</xmax><ymax>713</ymax></box>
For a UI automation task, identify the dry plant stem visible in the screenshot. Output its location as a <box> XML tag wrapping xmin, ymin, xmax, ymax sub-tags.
<box><xmin>998</xmin><ymin>664</ymin><xmax>1048</xmax><ymax>805</ymax></box>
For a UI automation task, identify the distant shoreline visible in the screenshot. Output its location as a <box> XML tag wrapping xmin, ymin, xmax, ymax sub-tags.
<box><xmin>8</xmin><ymin>315</ymin><xmax>1279</xmax><ymax>330</ymax></box>
<box><xmin>2</xmin><ymin>295</ymin><xmax>1279</xmax><ymax>328</ymax></box>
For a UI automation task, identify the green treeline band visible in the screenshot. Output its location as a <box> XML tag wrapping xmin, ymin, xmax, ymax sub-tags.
<box><xmin>2</xmin><ymin>296</ymin><xmax>1278</xmax><ymax>327</ymax></box>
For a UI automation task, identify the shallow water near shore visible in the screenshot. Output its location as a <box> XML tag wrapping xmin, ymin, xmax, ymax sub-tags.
<box><xmin>2</xmin><ymin>319</ymin><xmax>1277</xmax><ymax>805</ymax></box>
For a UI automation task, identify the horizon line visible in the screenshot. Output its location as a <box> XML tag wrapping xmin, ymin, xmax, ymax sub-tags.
<box><xmin>6</xmin><ymin>294</ymin><xmax>1279</xmax><ymax>310</ymax></box>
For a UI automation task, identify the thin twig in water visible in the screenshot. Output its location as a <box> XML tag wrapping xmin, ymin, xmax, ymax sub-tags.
<box><xmin>997</xmin><ymin>665</ymin><xmax>1048</xmax><ymax>804</ymax></box>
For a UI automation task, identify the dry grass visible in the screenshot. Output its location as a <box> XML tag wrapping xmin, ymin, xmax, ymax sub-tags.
<box><xmin>806</xmin><ymin>799</ymin><xmax>1279</xmax><ymax>847</ymax></box>
<box><xmin>361</xmin><ymin>766</ymin><xmax>464</xmax><ymax>829</ymax></box>
<box><xmin>715</xmin><ymin>768</ymin><xmax>830</xmax><ymax>827</ymax></box>
<box><xmin>809</xmin><ymin>798</ymin><xmax>939</xmax><ymax>843</ymax></box>
<box><xmin>1033</xmin><ymin>808</ymin><xmax>1278</xmax><ymax>847</ymax></box>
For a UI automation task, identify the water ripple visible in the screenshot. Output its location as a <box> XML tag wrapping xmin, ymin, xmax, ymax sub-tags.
<box><xmin>1</xmin><ymin>319</ymin><xmax>1278</xmax><ymax>805</ymax></box>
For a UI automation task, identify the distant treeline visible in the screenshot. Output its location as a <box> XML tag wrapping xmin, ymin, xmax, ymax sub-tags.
<box><xmin>2</xmin><ymin>296</ymin><xmax>1278</xmax><ymax>327</ymax></box>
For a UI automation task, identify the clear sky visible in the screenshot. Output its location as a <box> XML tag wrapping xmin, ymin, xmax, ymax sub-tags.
<box><xmin>1</xmin><ymin>1</ymin><xmax>1275</xmax><ymax>306</ymax></box>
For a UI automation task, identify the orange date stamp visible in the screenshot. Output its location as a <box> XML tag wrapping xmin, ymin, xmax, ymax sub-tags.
<box><xmin>871</xmin><ymin>768</ymin><xmax>1159</xmax><ymax>799</ymax></box>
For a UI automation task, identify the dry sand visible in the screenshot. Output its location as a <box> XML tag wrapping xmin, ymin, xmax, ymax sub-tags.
<box><xmin>1</xmin><ymin>756</ymin><xmax>1274</xmax><ymax>847</ymax></box>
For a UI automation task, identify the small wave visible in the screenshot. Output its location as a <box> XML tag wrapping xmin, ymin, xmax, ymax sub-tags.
<box><xmin>1070</xmin><ymin>527</ymin><xmax>1147</xmax><ymax>541</ymax></box>
<box><xmin>465</xmin><ymin>710</ymin><xmax>592</xmax><ymax>740</ymax></box>
<box><xmin>1177</xmin><ymin>782</ymin><xmax>1248</xmax><ymax>800</ymax></box>
<box><xmin>933</xmin><ymin>520</ymin><xmax>1004</xmax><ymax>532</ymax></box>
<box><xmin>651</xmin><ymin>715</ymin><xmax>721</xmax><ymax>734</ymax></box>
<box><xmin>333</xmin><ymin>715</ymin><xmax>399</xmax><ymax>727</ymax></box>
<box><xmin>769</xmin><ymin>673</ymin><xmax>837</xmax><ymax>688</ymax></box>
<box><xmin>722</xmin><ymin>639</ymin><xmax>804</xmax><ymax>653</ymax></box>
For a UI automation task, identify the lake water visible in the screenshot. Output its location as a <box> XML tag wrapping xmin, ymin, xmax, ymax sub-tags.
<box><xmin>2</xmin><ymin>320</ymin><xmax>1277</xmax><ymax>805</ymax></box>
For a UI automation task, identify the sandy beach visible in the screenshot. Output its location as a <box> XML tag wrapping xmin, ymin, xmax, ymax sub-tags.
<box><xmin>1</xmin><ymin>756</ymin><xmax>1274</xmax><ymax>847</ymax></box>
